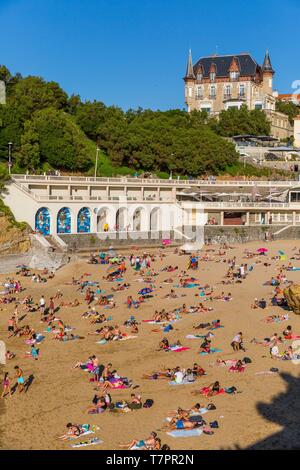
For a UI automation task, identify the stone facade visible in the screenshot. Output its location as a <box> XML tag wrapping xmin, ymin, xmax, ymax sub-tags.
<box><xmin>0</xmin><ymin>80</ymin><xmax>6</xmax><ymax>105</ymax></box>
<box><xmin>184</xmin><ymin>50</ymin><xmax>293</xmax><ymax>140</ymax></box>
<box><xmin>294</xmin><ymin>116</ymin><xmax>300</xmax><ymax>147</ymax></box>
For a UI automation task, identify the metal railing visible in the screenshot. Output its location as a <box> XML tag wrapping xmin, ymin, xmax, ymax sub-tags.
<box><xmin>11</xmin><ymin>174</ymin><xmax>299</xmax><ymax>188</ymax></box>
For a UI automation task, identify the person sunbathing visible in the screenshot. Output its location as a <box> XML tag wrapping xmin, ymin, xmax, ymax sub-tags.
<box><xmin>142</xmin><ymin>368</ymin><xmax>172</xmax><ymax>380</ymax></box>
<box><xmin>60</xmin><ymin>299</ymin><xmax>80</xmax><ymax>307</ymax></box>
<box><xmin>58</xmin><ymin>423</ymin><xmax>83</xmax><ymax>440</ymax></box>
<box><xmin>119</xmin><ymin>432</ymin><xmax>158</xmax><ymax>450</ymax></box>
<box><xmin>192</xmin><ymin>381</ymin><xmax>222</xmax><ymax>397</ymax></box>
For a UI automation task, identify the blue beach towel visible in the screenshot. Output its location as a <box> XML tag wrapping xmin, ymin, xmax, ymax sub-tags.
<box><xmin>167</xmin><ymin>429</ymin><xmax>203</xmax><ymax>438</ymax></box>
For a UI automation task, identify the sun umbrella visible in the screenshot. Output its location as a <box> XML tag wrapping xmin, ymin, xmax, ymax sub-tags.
<box><xmin>278</xmin><ymin>250</ymin><xmax>285</xmax><ymax>255</ymax></box>
<box><xmin>16</xmin><ymin>264</ymin><xmax>29</xmax><ymax>268</ymax></box>
<box><xmin>257</xmin><ymin>248</ymin><xmax>268</xmax><ymax>253</ymax></box>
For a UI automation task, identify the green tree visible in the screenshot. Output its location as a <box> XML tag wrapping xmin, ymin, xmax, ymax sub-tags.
<box><xmin>276</xmin><ymin>100</ymin><xmax>299</xmax><ymax>125</ymax></box>
<box><xmin>18</xmin><ymin>108</ymin><xmax>95</xmax><ymax>171</ymax></box>
<box><xmin>215</xmin><ymin>105</ymin><xmax>271</xmax><ymax>137</ymax></box>
<box><xmin>8</xmin><ymin>76</ymin><xmax>68</xmax><ymax>120</ymax></box>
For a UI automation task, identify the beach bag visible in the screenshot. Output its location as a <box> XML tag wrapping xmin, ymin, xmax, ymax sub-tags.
<box><xmin>243</xmin><ymin>357</ymin><xmax>252</xmax><ymax>364</ymax></box>
<box><xmin>210</xmin><ymin>421</ymin><xmax>219</xmax><ymax>428</ymax></box>
<box><xmin>164</xmin><ymin>324</ymin><xmax>173</xmax><ymax>333</ymax></box>
<box><xmin>207</xmin><ymin>403</ymin><xmax>216</xmax><ymax>410</ymax></box>
<box><xmin>143</xmin><ymin>399</ymin><xmax>154</xmax><ymax>408</ymax></box>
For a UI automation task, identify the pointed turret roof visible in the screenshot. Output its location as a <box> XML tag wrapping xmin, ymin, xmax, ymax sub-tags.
<box><xmin>262</xmin><ymin>50</ymin><xmax>274</xmax><ymax>74</ymax></box>
<box><xmin>184</xmin><ymin>49</ymin><xmax>195</xmax><ymax>80</ymax></box>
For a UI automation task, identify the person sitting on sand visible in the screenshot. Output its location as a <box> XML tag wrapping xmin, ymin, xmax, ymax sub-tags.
<box><xmin>199</xmin><ymin>339</ymin><xmax>212</xmax><ymax>354</ymax></box>
<box><xmin>86</xmin><ymin>395</ymin><xmax>107</xmax><ymax>414</ymax></box>
<box><xmin>159</xmin><ymin>338</ymin><xmax>169</xmax><ymax>350</ymax></box>
<box><xmin>192</xmin><ymin>363</ymin><xmax>206</xmax><ymax>377</ymax></box>
<box><xmin>231</xmin><ymin>332</ymin><xmax>245</xmax><ymax>352</ymax></box>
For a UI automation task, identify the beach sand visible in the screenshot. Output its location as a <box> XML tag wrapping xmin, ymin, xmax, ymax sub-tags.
<box><xmin>1</xmin><ymin>239</ymin><xmax>300</xmax><ymax>450</ymax></box>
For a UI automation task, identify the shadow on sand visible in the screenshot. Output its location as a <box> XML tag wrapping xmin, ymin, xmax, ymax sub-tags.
<box><xmin>235</xmin><ymin>372</ymin><xmax>300</xmax><ymax>449</ymax></box>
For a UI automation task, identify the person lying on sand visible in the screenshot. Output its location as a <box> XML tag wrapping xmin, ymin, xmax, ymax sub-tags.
<box><xmin>119</xmin><ymin>431</ymin><xmax>158</xmax><ymax>450</ymax></box>
<box><xmin>192</xmin><ymin>381</ymin><xmax>222</xmax><ymax>397</ymax></box>
<box><xmin>58</xmin><ymin>423</ymin><xmax>83</xmax><ymax>440</ymax></box>
<box><xmin>60</xmin><ymin>299</ymin><xmax>80</xmax><ymax>308</ymax></box>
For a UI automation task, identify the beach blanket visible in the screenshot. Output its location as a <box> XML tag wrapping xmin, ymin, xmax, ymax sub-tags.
<box><xmin>119</xmin><ymin>335</ymin><xmax>137</xmax><ymax>341</ymax></box>
<box><xmin>71</xmin><ymin>437</ymin><xmax>103</xmax><ymax>448</ymax></box>
<box><xmin>167</xmin><ymin>429</ymin><xmax>203</xmax><ymax>438</ymax></box>
<box><xmin>25</xmin><ymin>334</ymin><xmax>45</xmax><ymax>345</ymax></box>
<box><xmin>169</xmin><ymin>380</ymin><xmax>195</xmax><ymax>385</ymax></box>
<box><xmin>167</xmin><ymin>346</ymin><xmax>190</xmax><ymax>353</ymax></box>
<box><xmin>186</xmin><ymin>334</ymin><xmax>214</xmax><ymax>340</ymax></box>
<box><xmin>199</xmin><ymin>387</ymin><xmax>225</xmax><ymax>397</ymax></box>
<box><xmin>199</xmin><ymin>348</ymin><xmax>222</xmax><ymax>356</ymax></box>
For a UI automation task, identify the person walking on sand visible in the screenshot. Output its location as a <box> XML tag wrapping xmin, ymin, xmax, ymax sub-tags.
<box><xmin>39</xmin><ymin>295</ymin><xmax>46</xmax><ymax>316</ymax></box>
<box><xmin>1</xmin><ymin>372</ymin><xmax>12</xmax><ymax>399</ymax></box>
<box><xmin>14</xmin><ymin>365</ymin><xmax>25</xmax><ymax>393</ymax></box>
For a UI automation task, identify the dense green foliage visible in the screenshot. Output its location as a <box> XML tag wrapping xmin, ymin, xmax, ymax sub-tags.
<box><xmin>276</xmin><ymin>100</ymin><xmax>300</xmax><ymax>125</ymax></box>
<box><xmin>0</xmin><ymin>65</ymin><xmax>290</xmax><ymax>178</ymax></box>
<box><xmin>212</xmin><ymin>105</ymin><xmax>271</xmax><ymax>137</ymax></box>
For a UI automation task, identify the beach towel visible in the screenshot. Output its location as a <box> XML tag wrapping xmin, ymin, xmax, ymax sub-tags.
<box><xmin>168</xmin><ymin>346</ymin><xmax>190</xmax><ymax>353</ymax></box>
<box><xmin>119</xmin><ymin>335</ymin><xmax>137</xmax><ymax>341</ymax></box>
<box><xmin>199</xmin><ymin>348</ymin><xmax>222</xmax><ymax>356</ymax></box>
<box><xmin>169</xmin><ymin>380</ymin><xmax>195</xmax><ymax>385</ymax></box>
<box><xmin>186</xmin><ymin>334</ymin><xmax>210</xmax><ymax>339</ymax></box>
<box><xmin>96</xmin><ymin>339</ymin><xmax>108</xmax><ymax>344</ymax></box>
<box><xmin>199</xmin><ymin>387</ymin><xmax>225</xmax><ymax>397</ymax></box>
<box><xmin>71</xmin><ymin>437</ymin><xmax>103</xmax><ymax>448</ymax></box>
<box><xmin>167</xmin><ymin>429</ymin><xmax>203</xmax><ymax>438</ymax></box>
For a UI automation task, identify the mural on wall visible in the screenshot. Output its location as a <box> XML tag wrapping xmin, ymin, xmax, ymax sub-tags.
<box><xmin>57</xmin><ymin>207</ymin><xmax>71</xmax><ymax>234</ymax></box>
<box><xmin>35</xmin><ymin>207</ymin><xmax>50</xmax><ymax>235</ymax></box>
<box><xmin>77</xmin><ymin>207</ymin><xmax>91</xmax><ymax>233</ymax></box>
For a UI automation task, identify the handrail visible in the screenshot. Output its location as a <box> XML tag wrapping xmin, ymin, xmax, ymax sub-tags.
<box><xmin>11</xmin><ymin>174</ymin><xmax>298</xmax><ymax>187</ymax></box>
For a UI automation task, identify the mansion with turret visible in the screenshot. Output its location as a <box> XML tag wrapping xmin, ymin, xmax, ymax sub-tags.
<box><xmin>184</xmin><ymin>50</ymin><xmax>293</xmax><ymax>140</ymax></box>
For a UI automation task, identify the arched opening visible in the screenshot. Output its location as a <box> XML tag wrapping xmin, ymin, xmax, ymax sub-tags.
<box><xmin>77</xmin><ymin>207</ymin><xmax>91</xmax><ymax>233</ymax></box>
<box><xmin>35</xmin><ymin>207</ymin><xmax>50</xmax><ymax>235</ymax></box>
<box><xmin>97</xmin><ymin>207</ymin><xmax>110</xmax><ymax>232</ymax></box>
<box><xmin>150</xmin><ymin>207</ymin><xmax>160</xmax><ymax>232</ymax></box>
<box><xmin>57</xmin><ymin>207</ymin><xmax>71</xmax><ymax>234</ymax></box>
<box><xmin>116</xmin><ymin>207</ymin><xmax>127</xmax><ymax>231</ymax></box>
<box><xmin>133</xmin><ymin>207</ymin><xmax>145</xmax><ymax>231</ymax></box>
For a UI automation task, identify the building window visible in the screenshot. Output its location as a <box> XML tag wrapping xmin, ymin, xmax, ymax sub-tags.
<box><xmin>239</xmin><ymin>84</ymin><xmax>245</xmax><ymax>97</ymax></box>
<box><xmin>201</xmin><ymin>107</ymin><xmax>211</xmax><ymax>114</ymax></box>
<box><xmin>196</xmin><ymin>86</ymin><xmax>203</xmax><ymax>98</ymax></box>
<box><xmin>224</xmin><ymin>85</ymin><xmax>231</xmax><ymax>98</ymax></box>
<box><xmin>209</xmin><ymin>85</ymin><xmax>216</xmax><ymax>98</ymax></box>
<box><xmin>197</xmin><ymin>73</ymin><xmax>203</xmax><ymax>81</ymax></box>
<box><xmin>210</xmin><ymin>72</ymin><xmax>216</xmax><ymax>82</ymax></box>
<box><xmin>188</xmin><ymin>87</ymin><xmax>192</xmax><ymax>98</ymax></box>
<box><xmin>230</xmin><ymin>71</ymin><xmax>239</xmax><ymax>81</ymax></box>
<box><xmin>255</xmin><ymin>103</ymin><xmax>262</xmax><ymax>110</ymax></box>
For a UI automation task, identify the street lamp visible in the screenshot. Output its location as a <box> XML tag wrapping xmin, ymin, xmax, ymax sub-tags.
<box><xmin>8</xmin><ymin>142</ymin><xmax>13</xmax><ymax>174</ymax></box>
<box><xmin>94</xmin><ymin>147</ymin><xmax>100</xmax><ymax>179</ymax></box>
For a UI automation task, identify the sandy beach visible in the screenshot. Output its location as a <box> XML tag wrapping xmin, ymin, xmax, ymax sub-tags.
<box><xmin>1</xmin><ymin>240</ymin><xmax>300</xmax><ymax>450</ymax></box>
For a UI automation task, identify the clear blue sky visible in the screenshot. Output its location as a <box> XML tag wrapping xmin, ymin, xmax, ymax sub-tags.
<box><xmin>1</xmin><ymin>0</ymin><xmax>299</xmax><ymax>110</ymax></box>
